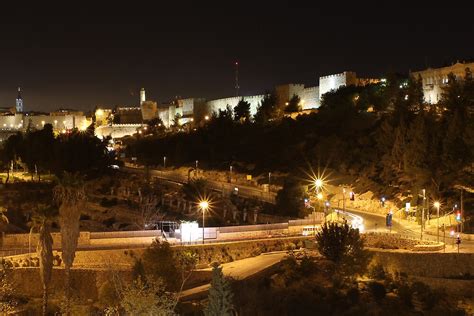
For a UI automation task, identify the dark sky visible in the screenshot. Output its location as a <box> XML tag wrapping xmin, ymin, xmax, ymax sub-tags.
<box><xmin>0</xmin><ymin>2</ymin><xmax>472</xmax><ymax>112</ymax></box>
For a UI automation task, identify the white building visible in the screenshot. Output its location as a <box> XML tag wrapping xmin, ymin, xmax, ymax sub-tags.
<box><xmin>411</xmin><ymin>61</ymin><xmax>474</xmax><ymax>104</ymax></box>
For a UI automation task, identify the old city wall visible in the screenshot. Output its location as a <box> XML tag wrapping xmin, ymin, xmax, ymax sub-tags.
<box><xmin>95</xmin><ymin>124</ymin><xmax>141</xmax><ymax>139</ymax></box>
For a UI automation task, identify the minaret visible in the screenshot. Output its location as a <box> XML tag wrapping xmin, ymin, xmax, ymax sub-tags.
<box><xmin>15</xmin><ymin>87</ymin><xmax>23</xmax><ymax>113</ymax></box>
<box><xmin>140</xmin><ymin>88</ymin><xmax>146</xmax><ymax>105</ymax></box>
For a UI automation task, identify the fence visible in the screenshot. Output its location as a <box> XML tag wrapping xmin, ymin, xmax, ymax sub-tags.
<box><xmin>218</xmin><ymin>223</ymin><xmax>288</xmax><ymax>233</ymax></box>
<box><xmin>90</xmin><ymin>230</ymin><xmax>161</xmax><ymax>239</ymax></box>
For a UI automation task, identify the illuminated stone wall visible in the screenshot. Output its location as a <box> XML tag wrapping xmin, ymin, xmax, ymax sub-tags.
<box><xmin>95</xmin><ymin>124</ymin><xmax>141</xmax><ymax>139</ymax></box>
<box><xmin>205</xmin><ymin>95</ymin><xmax>265</xmax><ymax>117</ymax></box>
<box><xmin>140</xmin><ymin>101</ymin><xmax>158</xmax><ymax>121</ymax></box>
<box><xmin>319</xmin><ymin>71</ymin><xmax>358</xmax><ymax>99</ymax></box>
<box><xmin>0</xmin><ymin>114</ymin><xmax>90</xmax><ymax>132</ymax></box>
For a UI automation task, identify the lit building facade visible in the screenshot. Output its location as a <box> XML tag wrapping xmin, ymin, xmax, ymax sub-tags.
<box><xmin>411</xmin><ymin>61</ymin><xmax>474</xmax><ymax>104</ymax></box>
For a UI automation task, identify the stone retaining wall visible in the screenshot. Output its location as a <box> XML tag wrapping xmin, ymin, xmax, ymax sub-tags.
<box><xmin>363</xmin><ymin>232</ymin><xmax>440</xmax><ymax>250</ymax></box>
<box><xmin>370</xmin><ymin>250</ymin><xmax>474</xmax><ymax>278</ymax></box>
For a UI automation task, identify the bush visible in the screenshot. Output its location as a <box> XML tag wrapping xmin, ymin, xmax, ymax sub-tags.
<box><xmin>368</xmin><ymin>282</ymin><xmax>386</xmax><ymax>302</ymax></box>
<box><xmin>346</xmin><ymin>287</ymin><xmax>360</xmax><ymax>305</ymax></box>
<box><xmin>316</xmin><ymin>222</ymin><xmax>372</xmax><ymax>276</ymax></box>
<box><xmin>411</xmin><ymin>281</ymin><xmax>441</xmax><ymax>311</ymax></box>
<box><xmin>397</xmin><ymin>283</ymin><xmax>413</xmax><ymax>307</ymax></box>
<box><xmin>100</xmin><ymin>197</ymin><xmax>118</xmax><ymax>207</ymax></box>
<box><xmin>368</xmin><ymin>263</ymin><xmax>386</xmax><ymax>280</ymax></box>
<box><xmin>102</xmin><ymin>217</ymin><xmax>116</xmax><ymax>227</ymax></box>
<box><xmin>80</xmin><ymin>214</ymin><xmax>91</xmax><ymax>220</ymax></box>
<box><xmin>98</xmin><ymin>280</ymin><xmax>120</xmax><ymax>307</ymax></box>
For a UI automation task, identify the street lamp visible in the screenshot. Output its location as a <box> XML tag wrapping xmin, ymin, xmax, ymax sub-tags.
<box><xmin>314</xmin><ymin>178</ymin><xmax>323</xmax><ymax>190</ymax></box>
<box><xmin>196</xmin><ymin>160</ymin><xmax>199</xmax><ymax>171</ymax></box>
<box><xmin>434</xmin><ymin>201</ymin><xmax>440</xmax><ymax>242</ymax></box>
<box><xmin>163</xmin><ymin>156</ymin><xmax>166</xmax><ymax>169</ymax></box>
<box><xmin>199</xmin><ymin>200</ymin><xmax>209</xmax><ymax>244</ymax></box>
<box><xmin>229</xmin><ymin>165</ymin><xmax>233</xmax><ymax>183</ymax></box>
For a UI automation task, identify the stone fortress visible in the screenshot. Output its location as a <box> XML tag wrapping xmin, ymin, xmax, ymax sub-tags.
<box><xmin>1</xmin><ymin>61</ymin><xmax>472</xmax><ymax>141</ymax></box>
<box><xmin>97</xmin><ymin>70</ymin><xmax>379</xmax><ymax>137</ymax></box>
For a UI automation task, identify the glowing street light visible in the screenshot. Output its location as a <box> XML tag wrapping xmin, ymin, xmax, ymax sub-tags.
<box><xmin>199</xmin><ymin>200</ymin><xmax>209</xmax><ymax>244</ymax></box>
<box><xmin>314</xmin><ymin>178</ymin><xmax>323</xmax><ymax>190</ymax></box>
<box><xmin>317</xmin><ymin>193</ymin><xmax>323</xmax><ymax>200</ymax></box>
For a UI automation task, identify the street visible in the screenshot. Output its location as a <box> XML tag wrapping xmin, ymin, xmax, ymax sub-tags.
<box><xmin>343</xmin><ymin>208</ymin><xmax>474</xmax><ymax>253</ymax></box>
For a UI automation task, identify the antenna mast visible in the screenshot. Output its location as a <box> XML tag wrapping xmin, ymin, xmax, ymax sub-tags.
<box><xmin>235</xmin><ymin>61</ymin><xmax>240</xmax><ymax>97</ymax></box>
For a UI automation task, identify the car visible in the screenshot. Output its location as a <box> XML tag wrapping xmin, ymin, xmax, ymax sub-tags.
<box><xmin>109</xmin><ymin>164</ymin><xmax>120</xmax><ymax>169</ymax></box>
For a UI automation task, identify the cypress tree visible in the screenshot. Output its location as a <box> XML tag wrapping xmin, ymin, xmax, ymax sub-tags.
<box><xmin>204</xmin><ymin>264</ymin><xmax>234</xmax><ymax>316</ymax></box>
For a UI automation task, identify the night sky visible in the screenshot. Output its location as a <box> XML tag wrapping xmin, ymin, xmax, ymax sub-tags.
<box><xmin>0</xmin><ymin>3</ymin><xmax>472</xmax><ymax>112</ymax></box>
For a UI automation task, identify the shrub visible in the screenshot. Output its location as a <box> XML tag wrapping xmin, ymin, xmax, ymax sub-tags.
<box><xmin>98</xmin><ymin>280</ymin><xmax>120</xmax><ymax>307</ymax></box>
<box><xmin>102</xmin><ymin>217</ymin><xmax>116</xmax><ymax>227</ymax></box>
<box><xmin>411</xmin><ymin>281</ymin><xmax>441</xmax><ymax>311</ymax></box>
<box><xmin>80</xmin><ymin>214</ymin><xmax>91</xmax><ymax>220</ymax></box>
<box><xmin>368</xmin><ymin>282</ymin><xmax>386</xmax><ymax>302</ymax></box>
<box><xmin>346</xmin><ymin>287</ymin><xmax>360</xmax><ymax>305</ymax></box>
<box><xmin>397</xmin><ymin>283</ymin><xmax>413</xmax><ymax>307</ymax></box>
<box><xmin>368</xmin><ymin>263</ymin><xmax>386</xmax><ymax>280</ymax></box>
<box><xmin>316</xmin><ymin>222</ymin><xmax>372</xmax><ymax>276</ymax></box>
<box><xmin>100</xmin><ymin>197</ymin><xmax>118</xmax><ymax>207</ymax></box>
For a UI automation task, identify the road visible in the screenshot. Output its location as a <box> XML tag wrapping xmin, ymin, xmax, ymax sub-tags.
<box><xmin>124</xmin><ymin>166</ymin><xmax>276</xmax><ymax>203</ymax></box>
<box><xmin>343</xmin><ymin>208</ymin><xmax>474</xmax><ymax>253</ymax></box>
<box><xmin>179</xmin><ymin>251</ymin><xmax>287</xmax><ymax>300</ymax></box>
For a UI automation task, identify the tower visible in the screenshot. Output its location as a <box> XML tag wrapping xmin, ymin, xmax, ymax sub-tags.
<box><xmin>15</xmin><ymin>87</ymin><xmax>23</xmax><ymax>113</ymax></box>
<box><xmin>140</xmin><ymin>88</ymin><xmax>146</xmax><ymax>105</ymax></box>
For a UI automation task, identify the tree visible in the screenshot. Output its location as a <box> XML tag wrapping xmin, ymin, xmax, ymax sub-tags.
<box><xmin>120</xmin><ymin>277</ymin><xmax>176</xmax><ymax>316</ymax></box>
<box><xmin>285</xmin><ymin>94</ymin><xmax>302</xmax><ymax>113</ymax></box>
<box><xmin>406</xmin><ymin>75</ymin><xmax>425</xmax><ymax>112</ymax></box>
<box><xmin>53</xmin><ymin>130</ymin><xmax>112</xmax><ymax>178</ymax></box>
<box><xmin>315</xmin><ymin>222</ymin><xmax>371</xmax><ymax>276</ymax></box>
<box><xmin>275</xmin><ymin>177</ymin><xmax>306</xmax><ymax>217</ymax></box>
<box><xmin>32</xmin><ymin>208</ymin><xmax>54</xmax><ymax>316</ymax></box>
<box><xmin>0</xmin><ymin>268</ymin><xmax>17</xmax><ymax>313</ymax></box>
<box><xmin>53</xmin><ymin>173</ymin><xmax>86</xmax><ymax>314</ymax></box>
<box><xmin>204</xmin><ymin>264</ymin><xmax>234</xmax><ymax>316</ymax></box>
<box><xmin>140</xmin><ymin>240</ymin><xmax>181</xmax><ymax>291</ymax></box>
<box><xmin>135</xmin><ymin>193</ymin><xmax>164</xmax><ymax>230</ymax></box>
<box><xmin>147</xmin><ymin>117</ymin><xmax>166</xmax><ymax>136</ymax></box>
<box><xmin>233</xmin><ymin>99</ymin><xmax>251</xmax><ymax>122</ymax></box>
<box><xmin>254</xmin><ymin>92</ymin><xmax>279</xmax><ymax>124</ymax></box>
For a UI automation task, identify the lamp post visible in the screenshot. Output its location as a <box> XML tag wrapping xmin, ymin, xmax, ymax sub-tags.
<box><xmin>229</xmin><ymin>165</ymin><xmax>233</xmax><ymax>183</ymax></box>
<box><xmin>314</xmin><ymin>178</ymin><xmax>323</xmax><ymax>213</ymax></box>
<box><xmin>421</xmin><ymin>189</ymin><xmax>426</xmax><ymax>240</ymax></box>
<box><xmin>199</xmin><ymin>200</ymin><xmax>209</xmax><ymax>244</ymax></box>
<box><xmin>195</xmin><ymin>160</ymin><xmax>199</xmax><ymax>173</ymax></box>
<box><xmin>434</xmin><ymin>201</ymin><xmax>440</xmax><ymax>242</ymax></box>
<box><xmin>163</xmin><ymin>156</ymin><xmax>166</xmax><ymax>169</ymax></box>
<box><xmin>342</xmin><ymin>188</ymin><xmax>346</xmax><ymax>213</ymax></box>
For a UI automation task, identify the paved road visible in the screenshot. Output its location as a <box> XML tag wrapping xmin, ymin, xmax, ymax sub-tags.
<box><xmin>344</xmin><ymin>208</ymin><xmax>474</xmax><ymax>253</ymax></box>
<box><xmin>180</xmin><ymin>251</ymin><xmax>287</xmax><ymax>300</ymax></box>
<box><xmin>124</xmin><ymin>166</ymin><xmax>276</xmax><ymax>203</ymax></box>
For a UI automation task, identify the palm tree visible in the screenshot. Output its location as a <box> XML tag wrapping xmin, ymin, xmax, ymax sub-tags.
<box><xmin>53</xmin><ymin>172</ymin><xmax>86</xmax><ymax>314</ymax></box>
<box><xmin>30</xmin><ymin>206</ymin><xmax>54</xmax><ymax>316</ymax></box>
